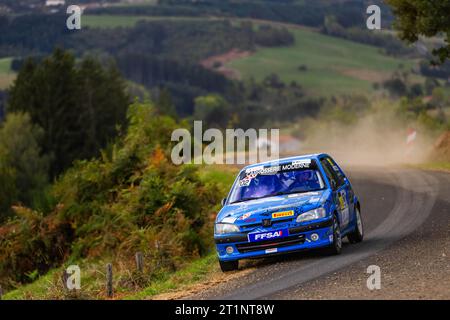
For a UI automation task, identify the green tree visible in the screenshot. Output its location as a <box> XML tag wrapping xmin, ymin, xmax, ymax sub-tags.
<box><xmin>0</xmin><ymin>112</ymin><xmax>49</xmax><ymax>221</ymax></box>
<box><xmin>194</xmin><ymin>94</ymin><xmax>229</xmax><ymax>128</ymax></box>
<box><xmin>7</xmin><ymin>49</ymin><xmax>130</xmax><ymax>176</ymax></box>
<box><xmin>431</xmin><ymin>87</ymin><xmax>447</xmax><ymax>109</ymax></box>
<box><xmin>156</xmin><ymin>87</ymin><xmax>177</xmax><ymax>118</ymax></box>
<box><xmin>0</xmin><ymin>160</ymin><xmax>17</xmax><ymax>221</ymax></box>
<box><xmin>76</xmin><ymin>57</ymin><xmax>129</xmax><ymax>160</ymax></box>
<box><xmin>382</xmin><ymin>72</ymin><xmax>408</xmax><ymax>97</ymax></box>
<box><xmin>424</xmin><ymin>77</ymin><xmax>440</xmax><ymax>95</ymax></box>
<box><xmin>386</xmin><ymin>0</ymin><xmax>450</xmax><ymax>63</ymax></box>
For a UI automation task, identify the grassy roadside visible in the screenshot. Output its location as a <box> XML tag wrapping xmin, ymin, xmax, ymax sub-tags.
<box><xmin>3</xmin><ymin>254</ymin><xmax>220</xmax><ymax>300</ymax></box>
<box><xmin>126</xmin><ymin>253</ymin><xmax>218</xmax><ymax>300</ymax></box>
<box><xmin>3</xmin><ymin>165</ymin><xmax>238</xmax><ymax>300</ymax></box>
<box><xmin>411</xmin><ymin>162</ymin><xmax>450</xmax><ymax>173</ymax></box>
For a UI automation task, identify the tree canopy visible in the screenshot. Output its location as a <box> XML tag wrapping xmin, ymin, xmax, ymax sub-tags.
<box><xmin>7</xmin><ymin>49</ymin><xmax>130</xmax><ymax>177</ymax></box>
<box><xmin>0</xmin><ymin>112</ymin><xmax>49</xmax><ymax>221</ymax></box>
<box><xmin>387</xmin><ymin>0</ymin><xmax>450</xmax><ymax>63</ymax></box>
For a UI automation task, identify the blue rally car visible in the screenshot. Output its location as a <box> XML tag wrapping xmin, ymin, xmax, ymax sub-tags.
<box><xmin>214</xmin><ymin>154</ymin><xmax>363</xmax><ymax>272</ymax></box>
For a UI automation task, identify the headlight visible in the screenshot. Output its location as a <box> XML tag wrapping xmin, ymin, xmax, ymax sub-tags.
<box><xmin>296</xmin><ymin>207</ymin><xmax>327</xmax><ymax>223</ymax></box>
<box><xmin>215</xmin><ymin>223</ymin><xmax>240</xmax><ymax>234</ymax></box>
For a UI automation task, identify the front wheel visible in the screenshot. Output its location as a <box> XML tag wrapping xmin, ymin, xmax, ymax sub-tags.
<box><xmin>347</xmin><ymin>206</ymin><xmax>364</xmax><ymax>244</ymax></box>
<box><xmin>219</xmin><ymin>259</ymin><xmax>239</xmax><ymax>272</ymax></box>
<box><xmin>324</xmin><ymin>214</ymin><xmax>342</xmax><ymax>255</ymax></box>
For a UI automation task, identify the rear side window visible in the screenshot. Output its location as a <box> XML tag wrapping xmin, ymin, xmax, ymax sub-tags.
<box><xmin>325</xmin><ymin>157</ymin><xmax>346</xmax><ymax>185</ymax></box>
<box><xmin>320</xmin><ymin>159</ymin><xmax>338</xmax><ymax>189</ymax></box>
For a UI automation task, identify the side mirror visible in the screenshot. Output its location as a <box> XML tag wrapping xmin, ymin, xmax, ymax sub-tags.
<box><xmin>221</xmin><ymin>198</ymin><xmax>227</xmax><ymax>206</ymax></box>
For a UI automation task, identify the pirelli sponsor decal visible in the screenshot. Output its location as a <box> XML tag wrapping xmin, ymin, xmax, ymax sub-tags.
<box><xmin>272</xmin><ymin>210</ymin><xmax>294</xmax><ymax>219</ymax></box>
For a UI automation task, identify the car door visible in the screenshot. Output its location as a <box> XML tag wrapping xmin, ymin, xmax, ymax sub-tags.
<box><xmin>320</xmin><ymin>157</ymin><xmax>351</xmax><ymax>229</ymax></box>
<box><xmin>325</xmin><ymin>157</ymin><xmax>355</xmax><ymax>214</ymax></box>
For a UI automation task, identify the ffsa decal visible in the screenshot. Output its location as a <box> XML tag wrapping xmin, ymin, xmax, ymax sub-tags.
<box><xmin>248</xmin><ymin>229</ymin><xmax>288</xmax><ymax>242</ymax></box>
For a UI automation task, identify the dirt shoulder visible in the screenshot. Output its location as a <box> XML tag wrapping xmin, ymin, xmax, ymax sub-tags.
<box><xmin>272</xmin><ymin>170</ymin><xmax>450</xmax><ymax>300</ymax></box>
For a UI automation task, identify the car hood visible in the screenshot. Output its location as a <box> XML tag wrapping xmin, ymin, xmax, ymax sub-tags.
<box><xmin>217</xmin><ymin>190</ymin><xmax>329</xmax><ymax>225</ymax></box>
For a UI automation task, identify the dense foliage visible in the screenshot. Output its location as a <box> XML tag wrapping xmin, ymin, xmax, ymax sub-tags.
<box><xmin>0</xmin><ymin>102</ymin><xmax>221</xmax><ymax>287</ymax></box>
<box><xmin>0</xmin><ymin>90</ymin><xmax>6</xmax><ymax>120</ymax></box>
<box><xmin>0</xmin><ymin>113</ymin><xmax>49</xmax><ymax>222</ymax></box>
<box><xmin>116</xmin><ymin>53</ymin><xmax>233</xmax><ymax>116</ymax></box>
<box><xmin>386</xmin><ymin>0</ymin><xmax>450</xmax><ymax>63</ymax></box>
<box><xmin>0</xmin><ymin>14</ymin><xmax>69</xmax><ymax>58</ymax></box>
<box><xmin>8</xmin><ymin>49</ymin><xmax>130</xmax><ymax>177</ymax></box>
<box><xmin>419</xmin><ymin>60</ymin><xmax>450</xmax><ymax>79</ymax></box>
<box><xmin>90</xmin><ymin>0</ymin><xmax>393</xmax><ymax>29</ymax></box>
<box><xmin>1</xmin><ymin>17</ymin><xmax>290</xmax><ymax>62</ymax></box>
<box><xmin>321</xmin><ymin>15</ymin><xmax>415</xmax><ymax>57</ymax></box>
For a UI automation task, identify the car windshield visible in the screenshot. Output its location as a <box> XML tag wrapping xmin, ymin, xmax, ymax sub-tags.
<box><xmin>228</xmin><ymin>159</ymin><xmax>325</xmax><ymax>204</ymax></box>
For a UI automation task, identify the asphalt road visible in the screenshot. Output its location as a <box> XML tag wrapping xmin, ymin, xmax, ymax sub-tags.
<box><xmin>188</xmin><ymin>167</ymin><xmax>448</xmax><ymax>300</ymax></box>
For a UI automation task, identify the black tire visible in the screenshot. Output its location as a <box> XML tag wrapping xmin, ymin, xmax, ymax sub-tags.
<box><xmin>347</xmin><ymin>206</ymin><xmax>364</xmax><ymax>243</ymax></box>
<box><xmin>219</xmin><ymin>259</ymin><xmax>239</xmax><ymax>272</ymax></box>
<box><xmin>324</xmin><ymin>214</ymin><xmax>342</xmax><ymax>255</ymax></box>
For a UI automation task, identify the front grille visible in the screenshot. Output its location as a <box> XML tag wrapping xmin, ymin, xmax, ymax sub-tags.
<box><xmin>236</xmin><ymin>234</ymin><xmax>305</xmax><ymax>253</ymax></box>
<box><xmin>240</xmin><ymin>218</ymin><xmax>293</xmax><ymax>230</ymax></box>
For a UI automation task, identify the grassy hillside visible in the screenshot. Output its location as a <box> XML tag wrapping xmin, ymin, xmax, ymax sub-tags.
<box><xmin>228</xmin><ymin>28</ymin><xmax>418</xmax><ymax>96</ymax></box>
<box><xmin>0</xmin><ymin>57</ymin><xmax>15</xmax><ymax>89</ymax></box>
<box><xmin>0</xmin><ymin>57</ymin><xmax>12</xmax><ymax>73</ymax></box>
<box><xmin>82</xmin><ymin>15</ymin><xmax>420</xmax><ymax>96</ymax></box>
<box><xmin>82</xmin><ymin>15</ymin><xmax>206</xmax><ymax>28</ymax></box>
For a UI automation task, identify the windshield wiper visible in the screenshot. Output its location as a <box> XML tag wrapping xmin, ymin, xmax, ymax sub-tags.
<box><xmin>230</xmin><ymin>189</ymin><xmax>322</xmax><ymax>204</ymax></box>
<box><xmin>230</xmin><ymin>196</ymin><xmax>261</xmax><ymax>204</ymax></box>
<box><xmin>271</xmin><ymin>189</ymin><xmax>321</xmax><ymax>197</ymax></box>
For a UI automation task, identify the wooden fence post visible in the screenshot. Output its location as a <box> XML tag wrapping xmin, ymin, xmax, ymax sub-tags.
<box><xmin>135</xmin><ymin>252</ymin><xmax>143</xmax><ymax>273</ymax></box>
<box><xmin>61</xmin><ymin>269</ymin><xmax>69</xmax><ymax>291</ymax></box>
<box><xmin>155</xmin><ymin>240</ymin><xmax>161</xmax><ymax>268</ymax></box>
<box><xmin>106</xmin><ymin>263</ymin><xmax>113</xmax><ymax>298</ymax></box>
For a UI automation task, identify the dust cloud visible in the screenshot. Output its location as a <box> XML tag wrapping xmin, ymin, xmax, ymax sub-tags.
<box><xmin>296</xmin><ymin>112</ymin><xmax>435</xmax><ymax>167</ymax></box>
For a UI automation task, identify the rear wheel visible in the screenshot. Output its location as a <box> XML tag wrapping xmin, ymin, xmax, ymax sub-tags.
<box><xmin>324</xmin><ymin>214</ymin><xmax>342</xmax><ymax>255</ymax></box>
<box><xmin>219</xmin><ymin>259</ymin><xmax>239</xmax><ymax>272</ymax></box>
<box><xmin>347</xmin><ymin>206</ymin><xmax>364</xmax><ymax>244</ymax></box>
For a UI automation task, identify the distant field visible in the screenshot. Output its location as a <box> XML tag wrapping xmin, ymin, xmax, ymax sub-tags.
<box><xmin>0</xmin><ymin>57</ymin><xmax>15</xmax><ymax>89</ymax></box>
<box><xmin>82</xmin><ymin>15</ymin><xmax>420</xmax><ymax>96</ymax></box>
<box><xmin>83</xmin><ymin>15</ymin><xmax>148</xmax><ymax>28</ymax></box>
<box><xmin>114</xmin><ymin>0</ymin><xmax>159</xmax><ymax>6</ymax></box>
<box><xmin>228</xmin><ymin>28</ymin><xmax>418</xmax><ymax>96</ymax></box>
<box><xmin>0</xmin><ymin>57</ymin><xmax>12</xmax><ymax>73</ymax></box>
<box><xmin>82</xmin><ymin>15</ymin><xmax>207</xmax><ymax>28</ymax></box>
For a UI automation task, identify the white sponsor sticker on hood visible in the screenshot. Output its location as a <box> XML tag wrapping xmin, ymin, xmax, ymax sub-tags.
<box><xmin>287</xmin><ymin>191</ymin><xmax>319</xmax><ymax>198</ymax></box>
<box><xmin>221</xmin><ymin>216</ymin><xmax>237</xmax><ymax>223</ymax></box>
<box><xmin>238</xmin><ymin>213</ymin><xmax>252</xmax><ymax>220</ymax></box>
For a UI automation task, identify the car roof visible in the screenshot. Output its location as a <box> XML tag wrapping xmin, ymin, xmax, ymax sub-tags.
<box><xmin>241</xmin><ymin>153</ymin><xmax>329</xmax><ymax>172</ymax></box>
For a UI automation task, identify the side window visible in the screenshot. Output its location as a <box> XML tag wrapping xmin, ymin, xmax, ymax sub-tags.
<box><xmin>325</xmin><ymin>157</ymin><xmax>346</xmax><ymax>186</ymax></box>
<box><xmin>320</xmin><ymin>159</ymin><xmax>338</xmax><ymax>190</ymax></box>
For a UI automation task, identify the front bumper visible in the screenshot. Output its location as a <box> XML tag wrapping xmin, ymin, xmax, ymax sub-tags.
<box><xmin>215</xmin><ymin>219</ymin><xmax>333</xmax><ymax>261</ymax></box>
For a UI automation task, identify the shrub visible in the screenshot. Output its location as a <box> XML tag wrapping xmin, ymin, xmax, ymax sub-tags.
<box><xmin>0</xmin><ymin>102</ymin><xmax>221</xmax><ymax>287</ymax></box>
